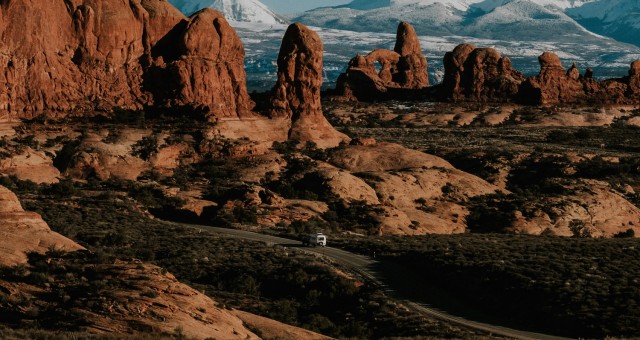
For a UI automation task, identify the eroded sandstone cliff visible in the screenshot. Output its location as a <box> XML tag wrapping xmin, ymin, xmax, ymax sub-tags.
<box><xmin>0</xmin><ymin>1</ymin><xmax>252</xmax><ymax>120</ymax></box>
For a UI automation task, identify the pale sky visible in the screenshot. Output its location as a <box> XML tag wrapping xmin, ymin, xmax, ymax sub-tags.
<box><xmin>261</xmin><ymin>0</ymin><xmax>351</xmax><ymax>14</ymax></box>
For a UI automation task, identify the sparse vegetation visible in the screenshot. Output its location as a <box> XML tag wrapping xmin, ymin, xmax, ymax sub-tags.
<box><xmin>10</xmin><ymin>186</ymin><xmax>479</xmax><ymax>339</ymax></box>
<box><xmin>332</xmin><ymin>234</ymin><xmax>640</xmax><ymax>338</ymax></box>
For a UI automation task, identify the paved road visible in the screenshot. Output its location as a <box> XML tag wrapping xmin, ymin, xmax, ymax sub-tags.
<box><xmin>185</xmin><ymin>224</ymin><xmax>571</xmax><ymax>340</ymax></box>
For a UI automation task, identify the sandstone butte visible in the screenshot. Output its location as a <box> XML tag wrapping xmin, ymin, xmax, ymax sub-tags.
<box><xmin>0</xmin><ymin>0</ymin><xmax>346</xmax><ymax>147</ymax></box>
<box><xmin>335</xmin><ymin>21</ymin><xmax>430</xmax><ymax>101</ymax></box>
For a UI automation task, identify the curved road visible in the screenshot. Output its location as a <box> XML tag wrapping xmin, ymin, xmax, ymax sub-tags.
<box><xmin>184</xmin><ymin>224</ymin><xmax>570</xmax><ymax>340</ymax></box>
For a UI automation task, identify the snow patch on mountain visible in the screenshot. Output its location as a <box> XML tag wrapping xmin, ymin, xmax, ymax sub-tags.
<box><xmin>232</xmin><ymin>22</ymin><xmax>640</xmax><ymax>92</ymax></box>
<box><xmin>567</xmin><ymin>0</ymin><xmax>640</xmax><ymax>46</ymax></box>
<box><xmin>169</xmin><ymin>0</ymin><xmax>287</xmax><ymax>24</ymax></box>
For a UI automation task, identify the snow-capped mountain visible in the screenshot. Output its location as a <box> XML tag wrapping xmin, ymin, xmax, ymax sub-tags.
<box><xmin>295</xmin><ymin>0</ymin><xmax>640</xmax><ymax>48</ymax></box>
<box><xmin>567</xmin><ymin>1</ymin><xmax>640</xmax><ymax>47</ymax></box>
<box><xmin>294</xmin><ymin>0</ymin><xmax>604</xmax><ymax>42</ymax></box>
<box><xmin>168</xmin><ymin>0</ymin><xmax>287</xmax><ymax>24</ymax></box>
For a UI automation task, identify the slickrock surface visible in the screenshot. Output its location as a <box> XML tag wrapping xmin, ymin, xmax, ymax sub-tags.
<box><xmin>0</xmin><ymin>185</ymin><xmax>83</xmax><ymax>267</ymax></box>
<box><xmin>269</xmin><ymin>23</ymin><xmax>349</xmax><ymax>148</ymax></box>
<box><xmin>0</xmin><ymin>147</ymin><xmax>61</xmax><ymax>184</ymax></box>
<box><xmin>326</xmin><ymin>142</ymin><xmax>501</xmax><ymax>234</ymax></box>
<box><xmin>336</xmin><ymin>22</ymin><xmax>429</xmax><ymax>101</ymax></box>
<box><xmin>510</xmin><ymin>180</ymin><xmax>640</xmax><ymax>237</ymax></box>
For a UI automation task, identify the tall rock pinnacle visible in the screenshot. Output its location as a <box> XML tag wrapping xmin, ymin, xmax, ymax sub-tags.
<box><xmin>269</xmin><ymin>23</ymin><xmax>348</xmax><ymax>148</ymax></box>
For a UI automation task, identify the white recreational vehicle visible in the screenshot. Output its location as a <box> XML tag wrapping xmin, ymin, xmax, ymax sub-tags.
<box><xmin>302</xmin><ymin>232</ymin><xmax>327</xmax><ymax>247</ymax></box>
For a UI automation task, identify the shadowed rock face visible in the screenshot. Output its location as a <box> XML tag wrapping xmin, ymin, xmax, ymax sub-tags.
<box><xmin>335</xmin><ymin>22</ymin><xmax>429</xmax><ymax>101</ymax></box>
<box><xmin>517</xmin><ymin>51</ymin><xmax>590</xmax><ymax>105</ymax></box>
<box><xmin>440</xmin><ymin>44</ymin><xmax>525</xmax><ymax>102</ymax></box>
<box><xmin>0</xmin><ymin>0</ymin><xmax>253</xmax><ymax>119</ymax></box>
<box><xmin>148</xmin><ymin>8</ymin><xmax>255</xmax><ymax>118</ymax></box>
<box><xmin>269</xmin><ymin>23</ymin><xmax>348</xmax><ymax>148</ymax></box>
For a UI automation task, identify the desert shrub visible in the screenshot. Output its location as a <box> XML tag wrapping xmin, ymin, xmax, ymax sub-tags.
<box><xmin>466</xmin><ymin>193</ymin><xmax>518</xmax><ymax>233</ymax></box>
<box><xmin>13</xmin><ymin>134</ymin><xmax>39</xmax><ymax>149</ymax></box>
<box><xmin>332</xmin><ymin>234</ymin><xmax>640</xmax><ymax>338</ymax></box>
<box><xmin>508</xmin><ymin>154</ymin><xmax>571</xmax><ymax>193</ymax></box>
<box><xmin>266</xmin><ymin>156</ymin><xmax>318</xmax><ymax>200</ymax></box>
<box><xmin>44</xmin><ymin>179</ymin><xmax>82</xmax><ymax>198</ymax></box>
<box><xmin>0</xmin><ymin>175</ymin><xmax>39</xmax><ymax>194</ymax></box>
<box><xmin>322</xmin><ymin>200</ymin><xmax>381</xmax><ymax>235</ymax></box>
<box><xmin>613</xmin><ymin>228</ymin><xmax>635</xmax><ymax>238</ymax></box>
<box><xmin>128</xmin><ymin>184</ymin><xmax>184</xmax><ymax>209</ymax></box>
<box><xmin>231</xmin><ymin>206</ymin><xmax>258</xmax><ymax>225</ymax></box>
<box><xmin>131</xmin><ymin>135</ymin><xmax>158</xmax><ymax>161</ymax></box>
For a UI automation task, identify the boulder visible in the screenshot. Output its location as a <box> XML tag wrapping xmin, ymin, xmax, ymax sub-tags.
<box><xmin>269</xmin><ymin>23</ymin><xmax>348</xmax><ymax>148</ymax></box>
<box><xmin>335</xmin><ymin>22</ymin><xmax>429</xmax><ymax>101</ymax></box>
<box><xmin>439</xmin><ymin>44</ymin><xmax>525</xmax><ymax>102</ymax></box>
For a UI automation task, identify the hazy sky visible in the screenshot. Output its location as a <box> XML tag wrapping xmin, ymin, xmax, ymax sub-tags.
<box><xmin>261</xmin><ymin>0</ymin><xmax>351</xmax><ymax>14</ymax></box>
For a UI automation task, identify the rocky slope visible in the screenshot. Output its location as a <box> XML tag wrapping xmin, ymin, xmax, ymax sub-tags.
<box><xmin>0</xmin><ymin>184</ymin><xmax>330</xmax><ymax>339</ymax></box>
<box><xmin>0</xmin><ymin>185</ymin><xmax>83</xmax><ymax>267</ymax></box>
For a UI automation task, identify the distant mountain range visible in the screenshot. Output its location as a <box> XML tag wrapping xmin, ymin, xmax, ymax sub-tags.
<box><xmin>295</xmin><ymin>0</ymin><xmax>640</xmax><ymax>47</ymax></box>
<box><xmin>168</xmin><ymin>0</ymin><xmax>640</xmax><ymax>91</ymax></box>
<box><xmin>168</xmin><ymin>0</ymin><xmax>287</xmax><ymax>24</ymax></box>
<box><xmin>168</xmin><ymin>0</ymin><xmax>640</xmax><ymax>48</ymax></box>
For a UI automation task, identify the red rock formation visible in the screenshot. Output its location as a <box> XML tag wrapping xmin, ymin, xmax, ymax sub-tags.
<box><xmin>517</xmin><ymin>52</ymin><xmax>587</xmax><ymax>105</ymax></box>
<box><xmin>440</xmin><ymin>43</ymin><xmax>525</xmax><ymax>102</ymax></box>
<box><xmin>0</xmin><ymin>0</ymin><xmax>155</xmax><ymax>117</ymax></box>
<box><xmin>0</xmin><ymin>1</ymin><xmax>253</xmax><ymax>120</ymax></box>
<box><xmin>269</xmin><ymin>23</ymin><xmax>348</xmax><ymax>148</ymax></box>
<box><xmin>514</xmin><ymin>52</ymin><xmax>639</xmax><ymax>105</ymax></box>
<box><xmin>335</xmin><ymin>22</ymin><xmax>429</xmax><ymax>101</ymax></box>
<box><xmin>148</xmin><ymin>8</ymin><xmax>255</xmax><ymax>118</ymax></box>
